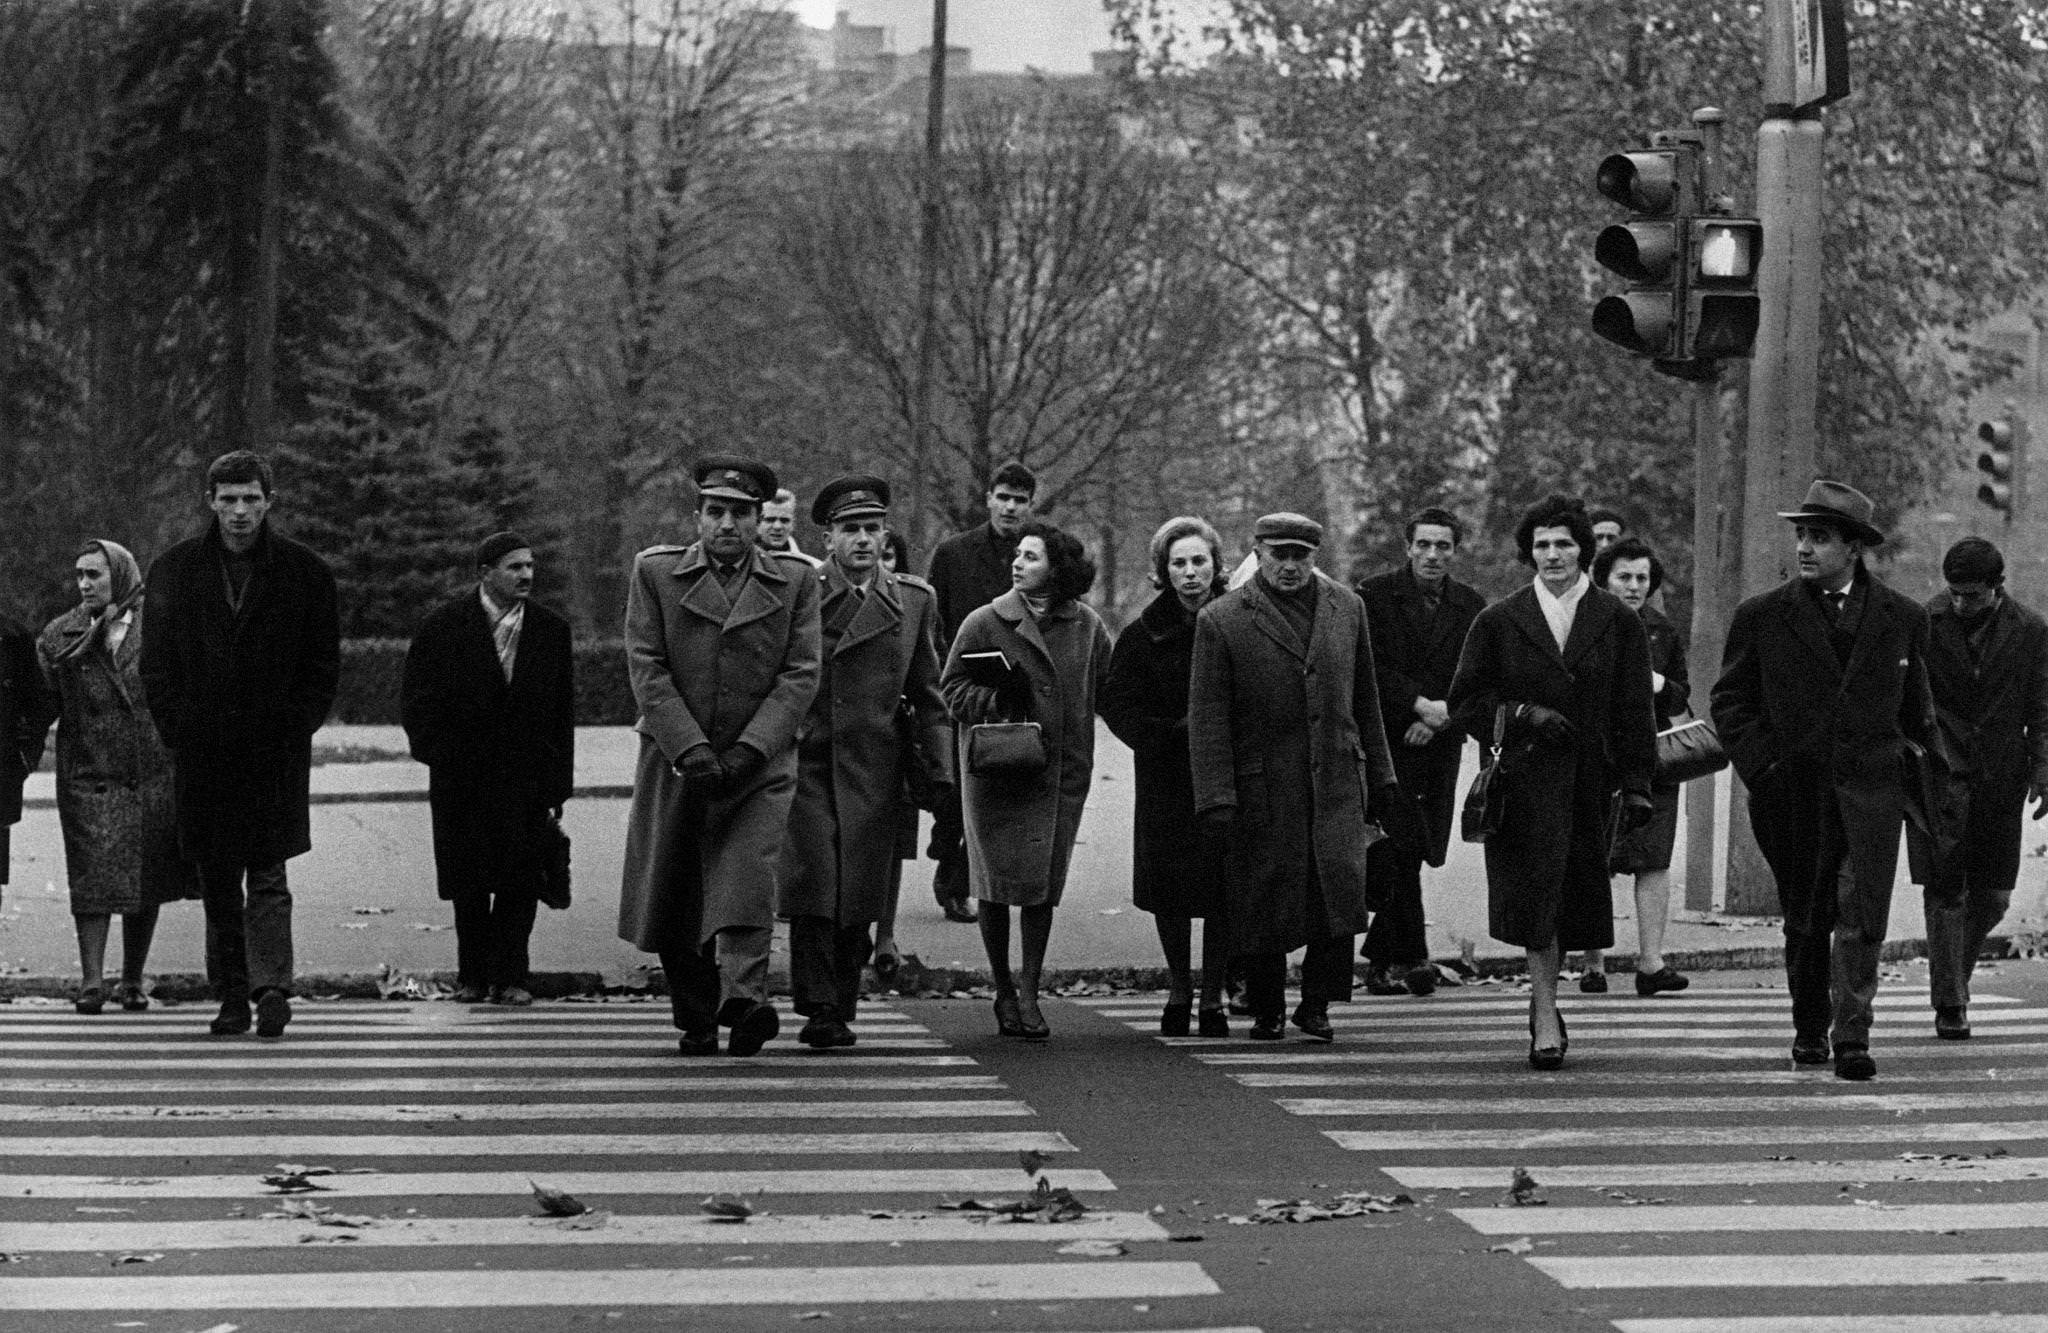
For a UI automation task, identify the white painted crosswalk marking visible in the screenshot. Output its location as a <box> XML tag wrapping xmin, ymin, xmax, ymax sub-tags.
<box><xmin>3</xmin><ymin>1050</ymin><xmax>966</xmax><ymax>1068</ymax></box>
<box><xmin>1617</xmin><ymin>1318</ymin><xmax>2048</xmax><ymax>1333</ymax></box>
<box><xmin>5</xmin><ymin>1074</ymin><xmax>1005</xmax><ymax>1093</ymax></box>
<box><xmin>1455</xmin><ymin>1200</ymin><xmax>2048</xmax><ymax>1233</ymax></box>
<box><xmin>1326</xmin><ymin>1121</ymin><xmax>2048</xmax><ymax>1151</ymax></box>
<box><xmin>0</xmin><ymin>1098</ymin><xmax>1036</xmax><ymax>1123</ymax></box>
<box><xmin>1279</xmin><ymin>1090</ymin><xmax>2048</xmax><ymax>1116</ymax></box>
<box><xmin>1</xmin><ymin>1168</ymin><xmax>1120</xmax><ymax>1198</ymax></box>
<box><xmin>1386</xmin><ymin>1157</ymin><xmax>2048</xmax><ymax>1188</ymax></box>
<box><xmin>6</xmin><ymin>1130</ymin><xmax>1079</xmax><ymax>1156</ymax></box>
<box><xmin>1533</xmin><ymin>1251</ymin><xmax>2048</xmax><ymax>1289</ymax></box>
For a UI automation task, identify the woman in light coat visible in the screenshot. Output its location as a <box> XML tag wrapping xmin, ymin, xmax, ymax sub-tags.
<box><xmin>38</xmin><ymin>540</ymin><xmax>192</xmax><ymax>1012</ymax></box>
<box><xmin>942</xmin><ymin>522</ymin><xmax>1111</xmax><ymax>1040</ymax></box>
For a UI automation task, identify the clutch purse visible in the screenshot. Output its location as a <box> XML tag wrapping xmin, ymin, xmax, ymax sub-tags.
<box><xmin>1655</xmin><ymin>715</ymin><xmax>1728</xmax><ymax>785</ymax></box>
<box><xmin>1460</xmin><ymin>706</ymin><xmax>1511</xmax><ymax>844</ymax></box>
<box><xmin>966</xmin><ymin>721</ymin><xmax>1047</xmax><ymax>777</ymax></box>
<box><xmin>537</xmin><ymin>813</ymin><xmax>571</xmax><ymax>911</ymax></box>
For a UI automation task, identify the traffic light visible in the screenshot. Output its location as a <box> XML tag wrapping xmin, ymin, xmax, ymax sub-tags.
<box><xmin>1592</xmin><ymin>135</ymin><xmax>1763</xmax><ymax>374</ymax></box>
<box><xmin>1977</xmin><ymin>411</ymin><xmax>2027</xmax><ymax>521</ymax></box>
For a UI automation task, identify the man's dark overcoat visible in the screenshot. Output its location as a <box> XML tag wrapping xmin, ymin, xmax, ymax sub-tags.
<box><xmin>1188</xmin><ymin>572</ymin><xmax>1400</xmax><ymax>956</ymax></box>
<box><xmin>779</xmin><ymin>562</ymin><xmax>952</xmax><ymax>926</ymax></box>
<box><xmin>1710</xmin><ymin>571</ymin><xmax>1937</xmax><ymax>934</ymax></box>
<box><xmin>617</xmin><ymin>543</ymin><xmax>821</xmax><ymax>952</ymax></box>
<box><xmin>1355</xmin><ymin>566</ymin><xmax>1486</xmax><ymax>866</ymax></box>
<box><xmin>400</xmin><ymin>591</ymin><xmax>575</xmax><ymax>902</ymax></box>
<box><xmin>927</xmin><ymin>522</ymin><xmax>1019</xmax><ymax>652</ymax></box>
<box><xmin>1447</xmin><ymin>583</ymin><xmax>1657</xmax><ymax>951</ymax></box>
<box><xmin>1100</xmin><ymin>588</ymin><xmax>1222</xmax><ymax>919</ymax></box>
<box><xmin>0</xmin><ymin>614</ymin><xmax>55</xmax><ymax>881</ymax></box>
<box><xmin>140</xmin><ymin>522</ymin><xmax>340</xmax><ymax>868</ymax></box>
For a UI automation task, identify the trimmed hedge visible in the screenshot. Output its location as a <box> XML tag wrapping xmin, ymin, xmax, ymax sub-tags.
<box><xmin>332</xmin><ymin>638</ymin><xmax>636</xmax><ymax>725</ymax></box>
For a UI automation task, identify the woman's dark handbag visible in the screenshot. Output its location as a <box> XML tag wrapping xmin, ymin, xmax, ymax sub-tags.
<box><xmin>1460</xmin><ymin>706</ymin><xmax>1511</xmax><ymax>844</ymax></box>
<box><xmin>536</xmin><ymin>813</ymin><xmax>571</xmax><ymax>910</ymax></box>
<box><xmin>966</xmin><ymin>721</ymin><xmax>1048</xmax><ymax>777</ymax></box>
<box><xmin>1655</xmin><ymin>715</ymin><xmax>1728</xmax><ymax>785</ymax></box>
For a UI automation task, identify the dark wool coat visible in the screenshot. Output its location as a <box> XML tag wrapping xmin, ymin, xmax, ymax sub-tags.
<box><xmin>1189</xmin><ymin>573</ymin><xmax>1400</xmax><ymax>956</ymax></box>
<box><xmin>1356</xmin><ymin>566</ymin><xmax>1486</xmax><ymax>866</ymax></box>
<box><xmin>38</xmin><ymin>605</ymin><xmax>190</xmax><ymax>913</ymax></box>
<box><xmin>942</xmin><ymin>589</ymin><xmax>1112</xmax><ymax>907</ymax></box>
<box><xmin>1609</xmin><ymin>603</ymin><xmax>1692</xmax><ymax>874</ymax></box>
<box><xmin>140</xmin><ymin>523</ymin><xmax>340</xmax><ymax>868</ymax></box>
<box><xmin>927</xmin><ymin>522</ymin><xmax>1020</xmax><ymax>650</ymax></box>
<box><xmin>0</xmin><ymin>615</ymin><xmax>52</xmax><ymax>835</ymax></box>
<box><xmin>1710</xmin><ymin>571</ymin><xmax>1937</xmax><ymax>934</ymax></box>
<box><xmin>779</xmin><ymin>563</ymin><xmax>953</xmax><ymax>926</ymax></box>
<box><xmin>401</xmin><ymin>591</ymin><xmax>575</xmax><ymax>903</ymax></box>
<box><xmin>1448</xmin><ymin>583</ymin><xmax>1657</xmax><ymax>951</ymax></box>
<box><xmin>617</xmin><ymin>544</ymin><xmax>821</xmax><ymax>952</ymax></box>
<box><xmin>1100</xmin><ymin>589</ymin><xmax>1223</xmax><ymax>919</ymax></box>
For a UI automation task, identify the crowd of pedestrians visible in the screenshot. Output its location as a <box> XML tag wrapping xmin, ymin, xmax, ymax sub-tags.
<box><xmin>3</xmin><ymin>448</ymin><xmax>2040</xmax><ymax>1086</ymax></box>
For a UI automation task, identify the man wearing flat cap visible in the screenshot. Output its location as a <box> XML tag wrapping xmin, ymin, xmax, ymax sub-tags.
<box><xmin>402</xmin><ymin>533</ymin><xmax>575</xmax><ymax>1005</ymax></box>
<box><xmin>1189</xmin><ymin>512</ymin><xmax>1403</xmax><ymax>1042</ymax></box>
<box><xmin>778</xmin><ymin>476</ymin><xmax>952</xmax><ymax>1048</ymax></box>
<box><xmin>1712</xmin><ymin>479</ymin><xmax>1938</xmax><ymax>1080</ymax></box>
<box><xmin>1914</xmin><ymin>537</ymin><xmax>2048</xmax><ymax>1040</ymax></box>
<box><xmin>619</xmin><ymin>454</ymin><xmax>822</xmax><ymax>1056</ymax></box>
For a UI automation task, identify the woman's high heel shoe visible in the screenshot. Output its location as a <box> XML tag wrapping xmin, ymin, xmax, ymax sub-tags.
<box><xmin>1159</xmin><ymin>1002</ymin><xmax>1192</xmax><ymax>1037</ymax></box>
<box><xmin>1016</xmin><ymin>995</ymin><xmax>1051</xmax><ymax>1041</ymax></box>
<box><xmin>1528</xmin><ymin>1009</ymin><xmax>1568</xmax><ymax>1071</ymax></box>
<box><xmin>994</xmin><ymin>996</ymin><xmax>1026</xmax><ymax>1038</ymax></box>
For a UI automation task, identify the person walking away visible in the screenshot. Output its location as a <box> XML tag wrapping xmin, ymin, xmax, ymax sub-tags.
<box><xmin>618</xmin><ymin>455</ymin><xmax>821</xmax><ymax>1056</ymax></box>
<box><xmin>141</xmin><ymin>450</ymin><xmax>339</xmax><ymax>1039</ymax></box>
<box><xmin>402</xmin><ymin>533</ymin><xmax>575</xmax><ymax>1006</ymax></box>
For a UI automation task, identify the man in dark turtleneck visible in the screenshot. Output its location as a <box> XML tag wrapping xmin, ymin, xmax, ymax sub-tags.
<box><xmin>1920</xmin><ymin>536</ymin><xmax>2048</xmax><ymax>1041</ymax></box>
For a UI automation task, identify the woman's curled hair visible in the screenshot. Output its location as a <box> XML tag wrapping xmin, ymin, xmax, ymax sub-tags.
<box><xmin>1592</xmin><ymin>535</ymin><xmax>1664</xmax><ymax>596</ymax></box>
<box><xmin>1018</xmin><ymin>520</ymin><xmax>1096</xmax><ymax>604</ymax></box>
<box><xmin>1513</xmin><ymin>494</ymin><xmax>1595</xmax><ymax>570</ymax></box>
<box><xmin>1147</xmin><ymin>515</ymin><xmax>1225</xmax><ymax>594</ymax></box>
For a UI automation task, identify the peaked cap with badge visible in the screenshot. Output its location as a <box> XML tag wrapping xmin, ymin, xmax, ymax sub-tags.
<box><xmin>694</xmin><ymin>455</ymin><xmax>778</xmax><ymax>506</ymax></box>
<box><xmin>811</xmin><ymin>475</ymin><xmax>891</xmax><ymax>526</ymax></box>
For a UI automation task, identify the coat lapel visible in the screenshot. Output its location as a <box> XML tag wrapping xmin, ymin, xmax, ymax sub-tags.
<box><xmin>1303</xmin><ymin>574</ymin><xmax>1348</xmax><ymax>668</ymax></box>
<box><xmin>823</xmin><ymin>563</ymin><xmax>902</xmax><ymax>656</ymax></box>
<box><xmin>1243</xmin><ymin>579</ymin><xmax>1308</xmax><ymax>661</ymax></box>
<box><xmin>724</xmin><ymin>549</ymin><xmax>791</xmax><ymax>632</ymax></box>
<box><xmin>672</xmin><ymin>547</ymin><xmax>734</xmax><ymax>626</ymax></box>
<box><xmin>1777</xmin><ymin>583</ymin><xmax>1843</xmax><ymax>679</ymax></box>
<box><xmin>992</xmin><ymin>588</ymin><xmax>1058</xmax><ymax>675</ymax></box>
<box><xmin>466</xmin><ymin>593</ymin><xmax>512</xmax><ymax>703</ymax></box>
<box><xmin>1502</xmin><ymin>586</ymin><xmax>1569</xmax><ymax>673</ymax></box>
<box><xmin>1560</xmin><ymin>588</ymin><xmax>1613</xmax><ymax>671</ymax></box>
<box><xmin>1842</xmin><ymin>582</ymin><xmax>1899</xmax><ymax>687</ymax></box>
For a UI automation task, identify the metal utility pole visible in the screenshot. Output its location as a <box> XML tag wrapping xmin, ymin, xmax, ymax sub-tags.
<box><xmin>247</xmin><ymin>0</ymin><xmax>288</xmax><ymax>454</ymax></box>
<box><xmin>907</xmin><ymin>0</ymin><xmax>948</xmax><ymax>557</ymax></box>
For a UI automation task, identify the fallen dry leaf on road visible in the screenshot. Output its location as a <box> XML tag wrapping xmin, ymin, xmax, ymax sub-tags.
<box><xmin>1508</xmin><ymin>1167</ymin><xmax>1544</xmax><ymax>1207</ymax></box>
<box><xmin>1017</xmin><ymin>1149</ymin><xmax>1048</xmax><ymax>1178</ymax></box>
<box><xmin>700</xmin><ymin>1194</ymin><xmax>755</xmax><ymax>1222</ymax></box>
<box><xmin>1488</xmin><ymin>1237</ymin><xmax>1535</xmax><ymax>1256</ymax></box>
<box><xmin>1056</xmin><ymin>1239</ymin><xmax>1127</xmax><ymax>1257</ymax></box>
<box><xmin>530</xmin><ymin>1181</ymin><xmax>590</xmax><ymax>1217</ymax></box>
<box><xmin>111</xmin><ymin>1253</ymin><xmax>164</xmax><ymax>1265</ymax></box>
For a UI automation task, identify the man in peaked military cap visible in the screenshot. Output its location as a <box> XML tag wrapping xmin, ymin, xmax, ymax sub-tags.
<box><xmin>778</xmin><ymin>476</ymin><xmax>953</xmax><ymax>1048</ymax></box>
<box><xmin>618</xmin><ymin>454</ymin><xmax>822</xmax><ymax>1056</ymax></box>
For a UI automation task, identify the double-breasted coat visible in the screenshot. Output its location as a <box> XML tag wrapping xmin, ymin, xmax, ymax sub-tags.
<box><xmin>1188</xmin><ymin>573</ymin><xmax>1400</xmax><ymax>956</ymax></box>
<box><xmin>140</xmin><ymin>523</ymin><xmax>340</xmax><ymax>868</ymax></box>
<box><xmin>941</xmin><ymin>589</ymin><xmax>1112</xmax><ymax>907</ymax></box>
<box><xmin>617</xmin><ymin>544</ymin><xmax>821</xmax><ymax>952</ymax></box>
<box><xmin>779</xmin><ymin>562</ymin><xmax>953</xmax><ymax>926</ymax></box>
<box><xmin>1710</xmin><ymin>571</ymin><xmax>1937</xmax><ymax>935</ymax></box>
<box><xmin>1355</xmin><ymin>566</ymin><xmax>1487</xmax><ymax>867</ymax></box>
<box><xmin>37</xmin><ymin>604</ymin><xmax>189</xmax><ymax>914</ymax></box>
<box><xmin>401</xmin><ymin>591</ymin><xmax>575</xmax><ymax>903</ymax></box>
<box><xmin>1099</xmin><ymin>589</ymin><xmax>1223</xmax><ymax>918</ymax></box>
<box><xmin>1448</xmin><ymin>582</ymin><xmax>1657</xmax><ymax>951</ymax></box>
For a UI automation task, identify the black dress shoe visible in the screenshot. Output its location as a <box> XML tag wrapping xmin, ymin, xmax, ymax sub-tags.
<box><xmin>255</xmin><ymin>991</ymin><xmax>292</xmax><ymax>1039</ymax></box>
<box><xmin>1159</xmin><ymin>1002</ymin><xmax>1192</xmax><ymax>1037</ymax></box>
<box><xmin>1833</xmin><ymin>1045</ymin><xmax>1876</xmax><ymax>1081</ymax></box>
<box><xmin>1790</xmin><ymin>1036</ymin><xmax>1830</xmax><ymax>1066</ymax></box>
<box><xmin>799</xmin><ymin>1009</ymin><xmax>857</xmax><ymax>1049</ymax></box>
<box><xmin>726</xmin><ymin>1001</ymin><xmax>780</xmax><ymax>1057</ymax></box>
<box><xmin>74</xmin><ymin>988</ymin><xmax>104</xmax><ymax>1016</ymax></box>
<box><xmin>450</xmin><ymin>984</ymin><xmax>489</xmax><ymax>1004</ymax></box>
<box><xmin>1633</xmin><ymin>966</ymin><xmax>1690</xmax><ymax>997</ymax></box>
<box><xmin>1934</xmin><ymin>1005</ymin><xmax>1971</xmax><ymax>1040</ymax></box>
<box><xmin>209</xmin><ymin>999</ymin><xmax>252</xmax><ymax>1036</ymax></box>
<box><xmin>677</xmin><ymin>1030</ymin><xmax>720</xmax><ymax>1056</ymax></box>
<box><xmin>1290</xmin><ymin>1000</ymin><xmax>1335</xmax><ymax>1042</ymax></box>
<box><xmin>1248</xmin><ymin>1015</ymin><xmax>1285</xmax><ymax>1041</ymax></box>
<box><xmin>1578</xmin><ymin>971</ymin><xmax>1608</xmax><ymax>994</ymax></box>
<box><xmin>1363</xmin><ymin>967</ymin><xmax>1405</xmax><ymax>997</ymax></box>
<box><xmin>117</xmin><ymin>984</ymin><xmax>150</xmax><ymax>1012</ymax></box>
<box><xmin>940</xmin><ymin>896</ymin><xmax>979</xmax><ymax>924</ymax></box>
<box><xmin>1403</xmin><ymin>965</ymin><xmax>1439</xmax><ymax>997</ymax></box>
<box><xmin>1197</xmin><ymin>1008</ymin><xmax>1230</xmax><ymax>1038</ymax></box>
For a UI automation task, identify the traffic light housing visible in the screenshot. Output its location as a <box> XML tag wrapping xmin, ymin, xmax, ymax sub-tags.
<box><xmin>1977</xmin><ymin>411</ymin><xmax>2026</xmax><ymax>521</ymax></box>
<box><xmin>1592</xmin><ymin>135</ymin><xmax>1762</xmax><ymax>375</ymax></box>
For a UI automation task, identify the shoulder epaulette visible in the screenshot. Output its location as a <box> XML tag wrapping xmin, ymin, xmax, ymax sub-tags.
<box><xmin>636</xmin><ymin>543</ymin><xmax>690</xmax><ymax>560</ymax></box>
<box><xmin>895</xmin><ymin>572</ymin><xmax>935</xmax><ymax>594</ymax></box>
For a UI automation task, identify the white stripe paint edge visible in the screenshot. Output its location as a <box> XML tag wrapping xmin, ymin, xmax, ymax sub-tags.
<box><xmin>1383</xmin><ymin>1157</ymin><xmax>2048</xmax><ymax>1189</ymax></box>
<box><xmin>5</xmin><ymin>1131</ymin><xmax>1078</xmax><ymax>1157</ymax></box>
<box><xmin>1454</xmin><ymin>1200</ymin><xmax>2048</xmax><ymax>1234</ymax></box>
<box><xmin>1530</xmin><ymin>1251</ymin><xmax>2048</xmax><ymax>1290</ymax></box>
<box><xmin>1614</xmin><ymin>1318</ymin><xmax>2048</xmax><ymax>1333</ymax></box>
<box><xmin>0</xmin><ymin>1100</ymin><xmax>1035</xmax><ymax>1123</ymax></box>
<box><xmin>3</xmin><ymin>1053</ymin><xmax>972</xmax><ymax>1070</ymax></box>
<box><xmin>1277</xmin><ymin>1091</ymin><xmax>2048</xmax><ymax>1117</ymax></box>
<box><xmin>1</xmin><ymin>1168</ymin><xmax>1119</xmax><ymax>1198</ymax></box>
<box><xmin>0</xmin><ymin>1075</ymin><xmax>1005</xmax><ymax>1094</ymax></box>
<box><xmin>1328</xmin><ymin>1121</ymin><xmax>2048</xmax><ymax>1152</ymax></box>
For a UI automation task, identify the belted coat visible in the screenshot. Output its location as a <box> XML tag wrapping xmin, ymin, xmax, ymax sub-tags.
<box><xmin>941</xmin><ymin>589</ymin><xmax>1112</xmax><ymax>907</ymax></box>
<box><xmin>1448</xmin><ymin>582</ymin><xmax>1657</xmax><ymax>951</ymax></box>
<box><xmin>139</xmin><ymin>522</ymin><xmax>340</xmax><ymax>868</ymax></box>
<box><xmin>617</xmin><ymin>543</ymin><xmax>821</xmax><ymax>952</ymax></box>
<box><xmin>1188</xmin><ymin>572</ymin><xmax>1399</xmax><ymax>956</ymax></box>
<box><xmin>779</xmin><ymin>562</ymin><xmax>953</xmax><ymax>926</ymax></box>
<box><xmin>1710</xmin><ymin>570</ymin><xmax>1937</xmax><ymax>934</ymax></box>
<box><xmin>401</xmin><ymin>591</ymin><xmax>575</xmax><ymax>903</ymax></box>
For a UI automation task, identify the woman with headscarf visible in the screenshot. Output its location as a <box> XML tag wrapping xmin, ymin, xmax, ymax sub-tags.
<box><xmin>38</xmin><ymin>540</ymin><xmax>193</xmax><ymax>1012</ymax></box>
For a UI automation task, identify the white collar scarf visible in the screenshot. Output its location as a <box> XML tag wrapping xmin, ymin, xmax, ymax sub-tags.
<box><xmin>1532</xmin><ymin>572</ymin><xmax>1589</xmax><ymax>653</ymax></box>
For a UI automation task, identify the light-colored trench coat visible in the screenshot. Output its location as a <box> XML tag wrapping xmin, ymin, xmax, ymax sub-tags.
<box><xmin>941</xmin><ymin>589</ymin><xmax>1112</xmax><ymax>907</ymax></box>
<box><xmin>778</xmin><ymin>562</ymin><xmax>953</xmax><ymax>926</ymax></box>
<box><xmin>617</xmin><ymin>543</ymin><xmax>821</xmax><ymax>952</ymax></box>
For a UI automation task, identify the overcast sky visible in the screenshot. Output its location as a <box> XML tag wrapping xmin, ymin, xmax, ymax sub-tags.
<box><xmin>791</xmin><ymin>0</ymin><xmax>1119</xmax><ymax>73</ymax></box>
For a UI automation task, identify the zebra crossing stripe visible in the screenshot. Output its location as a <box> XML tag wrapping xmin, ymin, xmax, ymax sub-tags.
<box><xmin>1383</xmin><ymin>1157</ymin><xmax>2048</xmax><ymax>1189</ymax></box>
<box><xmin>1</xmin><ymin>1168</ymin><xmax>1120</xmax><ymax>1198</ymax></box>
<box><xmin>1277</xmin><ymin>1091</ymin><xmax>2048</xmax><ymax>1117</ymax></box>
<box><xmin>1455</xmin><ymin>1200</ymin><xmax>2048</xmax><ymax>1234</ymax></box>
<box><xmin>1</xmin><ymin>1075</ymin><xmax>1006</xmax><ymax>1094</ymax></box>
<box><xmin>1219</xmin><ymin>1067</ymin><xmax>2045</xmax><ymax>1088</ymax></box>
<box><xmin>1097</xmin><ymin>1007</ymin><xmax>2048</xmax><ymax>1028</ymax></box>
<box><xmin>2</xmin><ymin>1052</ymin><xmax>970</xmax><ymax>1070</ymax></box>
<box><xmin>1615</xmin><ymin>1317</ymin><xmax>2048</xmax><ymax>1332</ymax></box>
<box><xmin>1176</xmin><ymin>1041</ymin><xmax>2048</xmax><ymax>1064</ymax></box>
<box><xmin>2</xmin><ymin>1210</ymin><xmax>1172</xmax><ymax>1250</ymax></box>
<box><xmin>1327</xmin><ymin>1120</ymin><xmax>2048</xmax><ymax>1152</ymax></box>
<box><xmin>0</xmin><ymin>1262</ymin><xmax>1222</xmax><ymax>1309</ymax></box>
<box><xmin>1165</xmin><ymin>1024</ymin><xmax>2048</xmax><ymax>1044</ymax></box>
<box><xmin>1530</xmin><ymin>1251</ymin><xmax>2048</xmax><ymax>1289</ymax></box>
<box><xmin>4</xmin><ymin>1131</ymin><xmax>1078</xmax><ymax>1157</ymax></box>
<box><xmin>0</xmin><ymin>1099</ymin><xmax>1036</xmax><ymax>1123</ymax></box>
<box><xmin>1070</xmin><ymin>993</ymin><xmax>2019</xmax><ymax>1011</ymax></box>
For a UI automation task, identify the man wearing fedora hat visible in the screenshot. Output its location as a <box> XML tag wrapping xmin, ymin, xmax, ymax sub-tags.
<box><xmin>618</xmin><ymin>454</ymin><xmax>822</xmax><ymax>1057</ymax></box>
<box><xmin>1712</xmin><ymin>479</ymin><xmax>1938</xmax><ymax>1080</ymax></box>
<box><xmin>778</xmin><ymin>476</ymin><xmax>952</xmax><ymax>1049</ymax></box>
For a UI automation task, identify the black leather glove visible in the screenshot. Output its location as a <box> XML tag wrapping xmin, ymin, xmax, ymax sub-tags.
<box><xmin>1516</xmin><ymin>703</ymin><xmax>1576</xmax><ymax>746</ymax></box>
<box><xmin>1373</xmin><ymin>782</ymin><xmax>1426</xmax><ymax>855</ymax></box>
<box><xmin>716</xmin><ymin>743</ymin><xmax>766</xmax><ymax>794</ymax></box>
<box><xmin>674</xmin><ymin>743</ymin><xmax>722</xmax><ymax>792</ymax></box>
<box><xmin>1620</xmin><ymin>790</ymin><xmax>1657</xmax><ymax>833</ymax></box>
<box><xmin>923</xmin><ymin>779</ymin><xmax>956</xmax><ymax>817</ymax></box>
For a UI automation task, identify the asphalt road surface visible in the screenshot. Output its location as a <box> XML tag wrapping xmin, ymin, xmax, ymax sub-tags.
<box><xmin>6</xmin><ymin>961</ymin><xmax>2048</xmax><ymax>1331</ymax></box>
